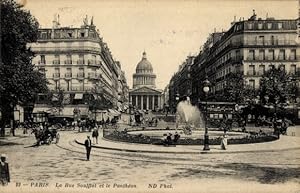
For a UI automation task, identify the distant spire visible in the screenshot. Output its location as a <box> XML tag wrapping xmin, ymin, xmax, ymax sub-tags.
<box><xmin>142</xmin><ymin>51</ymin><xmax>147</xmax><ymax>59</ymax></box>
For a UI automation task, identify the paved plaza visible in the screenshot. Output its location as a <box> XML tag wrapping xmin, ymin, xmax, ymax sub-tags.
<box><xmin>0</xmin><ymin>125</ymin><xmax>300</xmax><ymax>193</ymax></box>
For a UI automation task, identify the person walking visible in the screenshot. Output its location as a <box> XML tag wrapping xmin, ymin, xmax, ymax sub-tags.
<box><xmin>0</xmin><ymin>154</ymin><xmax>10</xmax><ymax>186</ymax></box>
<box><xmin>94</xmin><ymin>128</ymin><xmax>99</xmax><ymax>144</ymax></box>
<box><xmin>84</xmin><ymin>136</ymin><xmax>92</xmax><ymax>161</ymax></box>
<box><xmin>92</xmin><ymin>127</ymin><xmax>99</xmax><ymax>144</ymax></box>
<box><xmin>220</xmin><ymin>134</ymin><xmax>228</xmax><ymax>150</ymax></box>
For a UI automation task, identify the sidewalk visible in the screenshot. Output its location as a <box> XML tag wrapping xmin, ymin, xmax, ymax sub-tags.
<box><xmin>75</xmin><ymin>129</ymin><xmax>300</xmax><ymax>154</ymax></box>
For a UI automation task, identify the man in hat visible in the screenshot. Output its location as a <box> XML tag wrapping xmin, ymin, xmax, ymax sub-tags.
<box><xmin>0</xmin><ymin>154</ymin><xmax>10</xmax><ymax>185</ymax></box>
<box><xmin>84</xmin><ymin>136</ymin><xmax>92</xmax><ymax>161</ymax></box>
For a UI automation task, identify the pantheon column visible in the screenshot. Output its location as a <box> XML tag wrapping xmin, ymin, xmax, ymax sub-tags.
<box><xmin>146</xmin><ymin>96</ymin><xmax>149</xmax><ymax>110</ymax></box>
<box><xmin>135</xmin><ymin>95</ymin><xmax>138</xmax><ymax>108</ymax></box>
<box><xmin>152</xmin><ymin>95</ymin><xmax>155</xmax><ymax>110</ymax></box>
<box><xmin>141</xmin><ymin>95</ymin><xmax>144</xmax><ymax>110</ymax></box>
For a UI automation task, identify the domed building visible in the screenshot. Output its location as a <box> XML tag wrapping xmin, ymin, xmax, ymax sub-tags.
<box><xmin>133</xmin><ymin>51</ymin><xmax>156</xmax><ymax>89</ymax></box>
<box><xmin>129</xmin><ymin>52</ymin><xmax>163</xmax><ymax>111</ymax></box>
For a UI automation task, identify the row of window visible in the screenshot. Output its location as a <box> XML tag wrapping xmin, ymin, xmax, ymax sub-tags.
<box><xmin>247</xmin><ymin>64</ymin><xmax>297</xmax><ymax>76</ymax></box>
<box><xmin>247</xmin><ymin>49</ymin><xmax>296</xmax><ymax>61</ymax></box>
<box><xmin>51</xmin><ymin>80</ymin><xmax>85</xmax><ymax>92</ymax></box>
<box><xmin>39</xmin><ymin>54</ymin><xmax>100</xmax><ymax>65</ymax></box>
<box><xmin>246</xmin><ymin>35</ymin><xmax>295</xmax><ymax>46</ymax></box>
<box><xmin>39</xmin><ymin>30</ymin><xmax>96</xmax><ymax>40</ymax></box>
<box><xmin>215</xmin><ymin>48</ymin><xmax>296</xmax><ymax>71</ymax></box>
<box><xmin>214</xmin><ymin>65</ymin><xmax>298</xmax><ymax>91</ymax></box>
<box><xmin>247</xmin><ymin>21</ymin><xmax>284</xmax><ymax>30</ymax></box>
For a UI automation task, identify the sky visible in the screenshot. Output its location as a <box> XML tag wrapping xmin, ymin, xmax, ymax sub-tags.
<box><xmin>20</xmin><ymin>0</ymin><xmax>298</xmax><ymax>89</ymax></box>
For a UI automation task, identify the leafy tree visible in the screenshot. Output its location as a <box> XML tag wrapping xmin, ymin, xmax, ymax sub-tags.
<box><xmin>258</xmin><ymin>67</ymin><xmax>297</xmax><ymax>105</ymax></box>
<box><xmin>215</xmin><ymin>72</ymin><xmax>256</xmax><ymax>103</ymax></box>
<box><xmin>0</xmin><ymin>0</ymin><xmax>48</xmax><ymax>136</ymax></box>
<box><xmin>87</xmin><ymin>82</ymin><xmax>112</xmax><ymax>112</ymax></box>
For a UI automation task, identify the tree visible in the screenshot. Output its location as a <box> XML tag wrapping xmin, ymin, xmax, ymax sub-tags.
<box><xmin>259</xmin><ymin>67</ymin><xmax>297</xmax><ymax>105</ymax></box>
<box><xmin>88</xmin><ymin>82</ymin><xmax>113</xmax><ymax>112</ymax></box>
<box><xmin>0</xmin><ymin>0</ymin><xmax>48</xmax><ymax>136</ymax></box>
<box><xmin>215</xmin><ymin>72</ymin><xmax>256</xmax><ymax>103</ymax></box>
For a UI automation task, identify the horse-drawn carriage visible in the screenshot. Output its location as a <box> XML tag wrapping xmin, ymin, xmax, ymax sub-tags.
<box><xmin>31</xmin><ymin>127</ymin><xmax>60</xmax><ymax>145</ymax></box>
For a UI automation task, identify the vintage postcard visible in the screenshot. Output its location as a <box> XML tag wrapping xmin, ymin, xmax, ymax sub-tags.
<box><xmin>0</xmin><ymin>0</ymin><xmax>299</xmax><ymax>192</ymax></box>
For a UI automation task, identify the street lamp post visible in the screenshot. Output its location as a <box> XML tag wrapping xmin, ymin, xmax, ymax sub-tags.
<box><xmin>175</xmin><ymin>93</ymin><xmax>179</xmax><ymax>129</ymax></box>
<box><xmin>203</xmin><ymin>78</ymin><xmax>210</xmax><ymax>151</ymax></box>
<box><xmin>175</xmin><ymin>94</ymin><xmax>179</xmax><ymax>109</ymax></box>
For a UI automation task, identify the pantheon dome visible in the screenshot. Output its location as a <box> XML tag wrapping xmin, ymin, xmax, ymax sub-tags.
<box><xmin>133</xmin><ymin>52</ymin><xmax>156</xmax><ymax>89</ymax></box>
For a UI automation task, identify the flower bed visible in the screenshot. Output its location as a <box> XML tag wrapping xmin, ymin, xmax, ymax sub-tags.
<box><xmin>103</xmin><ymin>130</ymin><xmax>278</xmax><ymax>145</ymax></box>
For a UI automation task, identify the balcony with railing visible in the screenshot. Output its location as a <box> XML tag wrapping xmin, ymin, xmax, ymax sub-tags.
<box><xmin>244</xmin><ymin>40</ymin><xmax>297</xmax><ymax>47</ymax></box>
<box><xmin>64</xmin><ymin>73</ymin><xmax>72</xmax><ymax>79</ymax></box>
<box><xmin>52</xmin><ymin>60</ymin><xmax>60</xmax><ymax>65</ymax></box>
<box><xmin>53</xmin><ymin>73</ymin><xmax>60</xmax><ymax>79</ymax></box>
<box><xmin>88</xmin><ymin>60</ymin><xmax>101</xmax><ymax>67</ymax></box>
<box><xmin>64</xmin><ymin>60</ymin><xmax>72</xmax><ymax>65</ymax></box>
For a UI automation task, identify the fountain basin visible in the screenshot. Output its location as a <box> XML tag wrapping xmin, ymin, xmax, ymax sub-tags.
<box><xmin>128</xmin><ymin>130</ymin><xmax>247</xmax><ymax>139</ymax></box>
<box><xmin>104</xmin><ymin>129</ymin><xmax>278</xmax><ymax>145</ymax></box>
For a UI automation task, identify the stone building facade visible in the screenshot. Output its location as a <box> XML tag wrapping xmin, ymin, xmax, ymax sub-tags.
<box><xmin>169</xmin><ymin>13</ymin><xmax>299</xmax><ymax>107</ymax></box>
<box><xmin>28</xmin><ymin>16</ymin><xmax>128</xmax><ymax>118</ymax></box>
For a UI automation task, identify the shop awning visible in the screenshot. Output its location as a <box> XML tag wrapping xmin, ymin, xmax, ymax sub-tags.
<box><xmin>74</xmin><ymin>93</ymin><xmax>83</xmax><ymax>100</ymax></box>
<box><xmin>108</xmin><ymin>109</ymin><xmax>120</xmax><ymax>116</ymax></box>
<box><xmin>33</xmin><ymin>107</ymin><xmax>51</xmax><ymax>113</ymax></box>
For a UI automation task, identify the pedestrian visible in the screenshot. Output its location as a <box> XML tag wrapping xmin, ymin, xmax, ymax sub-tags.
<box><xmin>92</xmin><ymin>127</ymin><xmax>99</xmax><ymax>144</ymax></box>
<box><xmin>220</xmin><ymin>134</ymin><xmax>228</xmax><ymax>150</ymax></box>
<box><xmin>0</xmin><ymin>154</ymin><xmax>10</xmax><ymax>186</ymax></box>
<box><xmin>94</xmin><ymin>128</ymin><xmax>99</xmax><ymax>144</ymax></box>
<box><xmin>84</xmin><ymin>136</ymin><xmax>92</xmax><ymax>161</ymax></box>
<box><xmin>23</xmin><ymin>121</ymin><xmax>28</xmax><ymax>134</ymax></box>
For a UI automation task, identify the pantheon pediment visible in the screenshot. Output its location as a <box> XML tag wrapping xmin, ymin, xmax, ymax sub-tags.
<box><xmin>130</xmin><ymin>86</ymin><xmax>161</xmax><ymax>94</ymax></box>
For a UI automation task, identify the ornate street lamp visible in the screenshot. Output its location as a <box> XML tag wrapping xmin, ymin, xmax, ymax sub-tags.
<box><xmin>203</xmin><ymin>77</ymin><xmax>210</xmax><ymax>151</ymax></box>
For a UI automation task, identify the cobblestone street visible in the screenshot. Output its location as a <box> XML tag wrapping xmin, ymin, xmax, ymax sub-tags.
<box><xmin>1</xmin><ymin>129</ymin><xmax>300</xmax><ymax>192</ymax></box>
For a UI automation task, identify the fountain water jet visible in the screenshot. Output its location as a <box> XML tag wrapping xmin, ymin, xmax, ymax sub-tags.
<box><xmin>176</xmin><ymin>97</ymin><xmax>204</xmax><ymax>129</ymax></box>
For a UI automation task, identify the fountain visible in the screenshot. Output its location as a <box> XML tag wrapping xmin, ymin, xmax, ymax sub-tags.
<box><xmin>176</xmin><ymin>97</ymin><xmax>204</xmax><ymax>132</ymax></box>
<box><xmin>104</xmin><ymin>97</ymin><xmax>276</xmax><ymax>145</ymax></box>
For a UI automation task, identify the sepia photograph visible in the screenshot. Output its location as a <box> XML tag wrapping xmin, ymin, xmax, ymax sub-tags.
<box><xmin>0</xmin><ymin>0</ymin><xmax>299</xmax><ymax>192</ymax></box>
